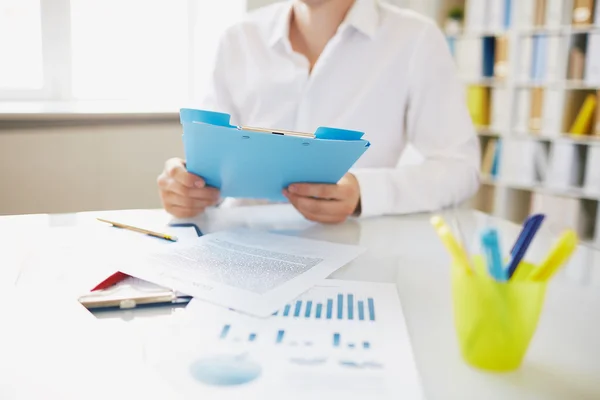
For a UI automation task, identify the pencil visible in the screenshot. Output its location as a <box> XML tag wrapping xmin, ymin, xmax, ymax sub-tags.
<box><xmin>96</xmin><ymin>218</ymin><xmax>178</xmax><ymax>242</ymax></box>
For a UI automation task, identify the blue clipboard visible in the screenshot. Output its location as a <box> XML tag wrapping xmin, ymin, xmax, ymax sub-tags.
<box><xmin>180</xmin><ymin>108</ymin><xmax>371</xmax><ymax>201</ymax></box>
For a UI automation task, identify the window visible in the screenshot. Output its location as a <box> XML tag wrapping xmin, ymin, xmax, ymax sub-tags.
<box><xmin>0</xmin><ymin>0</ymin><xmax>44</xmax><ymax>90</ymax></box>
<box><xmin>0</xmin><ymin>0</ymin><xmax>245</xmax><ymax>106</ymax></box>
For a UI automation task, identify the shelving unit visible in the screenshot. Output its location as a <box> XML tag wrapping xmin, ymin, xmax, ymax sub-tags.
<box><xmin>445</xmin><ymin>0</ymin><xmax>600</xmax><ymax>246</ymax></box>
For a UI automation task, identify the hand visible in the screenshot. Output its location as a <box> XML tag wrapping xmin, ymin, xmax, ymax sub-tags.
<box><xmin>283</xmin><ymin>173</ymin><xmax>361</xmax><ymax>224</ymax></box>
<box><xmin>157</xmin><ymin>158</ymin><xmax>221</xmax><ymax>218</ymax></box>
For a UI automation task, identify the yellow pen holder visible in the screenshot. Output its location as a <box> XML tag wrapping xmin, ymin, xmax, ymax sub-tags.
<box><xmin>451</xmin><ymin>255</ymin><xmax>548</xmax><ymax>372</ymax></box>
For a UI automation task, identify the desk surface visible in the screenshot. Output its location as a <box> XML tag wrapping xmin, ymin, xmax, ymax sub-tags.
<box><xmin>1</xmin><ymin>205</ymin><xmax>599</xmax><ymax>400</ymax></box>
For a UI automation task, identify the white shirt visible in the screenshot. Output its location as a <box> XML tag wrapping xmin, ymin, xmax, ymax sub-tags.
<box><xmin>197</xmin><ymin>0</ymin><xmax>480</xmax><ymax>217</ymax></box>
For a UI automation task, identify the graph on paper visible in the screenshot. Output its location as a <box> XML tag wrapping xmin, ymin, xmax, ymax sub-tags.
<box><xmin>273</xmin><ymin>293</ymin><xmax>376</xmax><ymax>321</ymax></box>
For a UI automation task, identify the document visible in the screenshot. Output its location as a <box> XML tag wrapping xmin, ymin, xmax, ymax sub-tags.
<box><xmin>118</xmin><ymin>229</ymin><xmax>365</xmax><ymax>317</ymax></box>
<box><xmin>145</xmin><ymin>280</ymin><xmax>423</xmax><ymax>400</ymax></box>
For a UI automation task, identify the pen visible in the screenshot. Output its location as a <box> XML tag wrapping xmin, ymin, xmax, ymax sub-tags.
<box><xmin>97</xmin><ymin>218</ymin><xmax>178</xmax><ymax>242</ymax></box>
<box><xmin>430</xmin><ymin>216</ymin><xmax>472</xmax><ymax>274</ymax></box>
<box><xmin>506</xmin><ymin>214</ymin><xmax>545</xmax><ymax>279</ymax></box>
<box><xmin>481</xmin><ymin>227</ymin><xmax>506</xmax><ymax>281</ymax></box>
<box><xmin>528</xmin><ymin>229</ymin><xmax>578</xmax><ymax>281</ymax></box>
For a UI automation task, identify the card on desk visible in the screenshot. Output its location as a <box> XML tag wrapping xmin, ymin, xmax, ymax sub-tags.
<box><xmin>180</xmin><ymin>108</ymin><xmax>370</xmax><ymax>201</ymax></box>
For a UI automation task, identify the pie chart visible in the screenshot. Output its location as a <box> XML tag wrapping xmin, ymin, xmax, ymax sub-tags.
<box><xmin>189</xmin><ymin>354</ymin><xmax>262</xmax><ymax>386</ymax></box>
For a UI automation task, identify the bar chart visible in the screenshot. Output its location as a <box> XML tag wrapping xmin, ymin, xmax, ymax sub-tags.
<box><xmin>273</xmin><ymin>293</ymin><xmax>376</xmax><ymax>321</ymax></box>
<box><xmin>217</xmin><ymin>323</ymin><xmax>374</xmax><ymax>352</ymax></box>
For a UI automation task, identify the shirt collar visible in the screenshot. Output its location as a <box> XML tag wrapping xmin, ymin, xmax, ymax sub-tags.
<box><xmin>268</xmin><ymin>0</ymin><xmax>379</xmax><ymax>48</ymax></box>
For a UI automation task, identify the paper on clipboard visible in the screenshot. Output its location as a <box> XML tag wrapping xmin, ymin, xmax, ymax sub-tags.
<box><xmin>118</xmin><ymin>228</ymin><xmax>365</xmax><ymax>317</ymax></box>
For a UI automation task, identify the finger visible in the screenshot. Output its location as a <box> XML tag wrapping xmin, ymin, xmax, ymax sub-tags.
<box><xmin>284</xmin><ymin>190</ymin><xmax>351</xmax><ymax>217</ymax></box>
<box><xmin>163</xmin><ymin>192</ymin><xmax>215</xmax><ymax>210</ymax></box>
<box><xmin>168</xmin><ymin>205</ymin><xmax>204</xmax><ymax>219</ymax></box>
<box><xmin>166</xmin><ymin>158</ymin><xmax>204</xmax><ymax>188</ymax></box>
<box><xmin>160</xmin><ymin>179</ymin><xmax>220</xmax><ymax>201</ymax></box>
<box><xmin>287</xmin><ymin>183</ymin><xmax>344</xmax><ymax>200</ymax></box>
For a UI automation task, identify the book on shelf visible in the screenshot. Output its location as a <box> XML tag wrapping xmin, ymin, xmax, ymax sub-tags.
<box><xmin>483</xmin><ymin>37</ymin><xmax>496</xmax><ymax>78</ymax></box>
<box><xmin>569</xmin><ymin>46</ymin><xmax>586</xmax><ymax>80</ymax></box>
<box><xmin>465</xmin><ymin>0</ymin><xmax>487</xmax><ymax>32</ymax></box>
<box><xmin>546</xmin><ymin>35</ymin><xmax>562</xmax><ymax>83</ymax></box>
<box><xmin>467</xmin><ymin>85</ymin><xmax>491</xmax><ymax>127</ymax></box>
<box><xmin>481</xmin><ymin>139</ymin><xmax>498</xmax><ymax>175</ymax></box>
<box><xmin>530</xmin><ymin>87</ymin><xmax>545</xmax><ymax>132</ymax></box>
<box><xmin>572</xmin><ymin>0</ymin><xmax>594</xmax><ymax>26</ymax></box>
<box><xmin>534</xmin><ymin>0</ymin><xmax>546</xmax><ymax>26</ymax></box>
<box><xmin>585</xmin><ymin>33</ymin><xmax>600</xmax><ymax>84</ymax></box>
<box><xmin>569</xmin><ymin>93</ymin><xmax>597</xmax><ymax>135</ymax></box>
<box><xmin>494</xmin><ymin>36</ymin><xmax>509</xmax><ymax>79</ymax></box>
<box><xmin>516</xmin><ymin>89</ymin><xmax>532</xmax><ymax>131</ymax></box>
<box><xmin>491</xmin><ymin>138</ymin><xmax>502</xmax><ymax>177</ymax></box>
<box><xmin>595</xmin><ymin>90</ymin><xmax>600</xmax><ymax>134</ymax></box>
<box><xmin>455</xmin><ymin>37</ymin><xmax>483</xmax><ymax>79</ymax></box>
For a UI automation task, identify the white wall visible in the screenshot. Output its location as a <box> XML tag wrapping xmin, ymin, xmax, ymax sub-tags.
<box><xmin>0</xmin><ymin>120</ymin><xmax>183</xmax><ymax>215</ymax></box>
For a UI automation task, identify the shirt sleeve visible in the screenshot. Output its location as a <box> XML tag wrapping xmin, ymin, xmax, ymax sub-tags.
<box><xmin>351</xmin><ymin>22</ymin><xmax>481</xmax><ymax>218</ymax></box>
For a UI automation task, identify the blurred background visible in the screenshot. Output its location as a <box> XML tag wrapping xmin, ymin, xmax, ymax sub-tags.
<box><xmin>1</xmin><ymin>0</ymin><xmax>599</xmax><ymax>249</ymax></box>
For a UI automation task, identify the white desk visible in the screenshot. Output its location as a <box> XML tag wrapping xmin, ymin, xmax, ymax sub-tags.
<box><xmin>1</xmin><ymin>205</ymin><xmax>599</xmax><ymax>399</ymax></box>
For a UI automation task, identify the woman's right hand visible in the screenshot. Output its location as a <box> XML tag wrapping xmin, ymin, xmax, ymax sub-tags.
<box><xmin>157</xmin><ymin>158</ymin><xmax>221</xmax><ymax>218</ymax></box>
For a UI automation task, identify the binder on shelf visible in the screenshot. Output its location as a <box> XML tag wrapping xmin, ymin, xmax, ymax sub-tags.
<box><xmin>530</xmin><ymin>87</ymin><xmax>545</xmax><ymax>132</ymax></box>
<box><xmin>490</xmin><ymin>138</ymin><xmax>502</xmax><ymax>177</ymax></box>
<box><xmin>456</xmin><ymin>38</ymin><xmax>483</xmax><ymax>79</ymax></box>
<box><xmin>533</xmin><ymin>141</ymin><xmax>550</xmax><ymax>182</ymax></box>
<box><xmin>489</xmin><ymin>0</ymin><xmax>507</xmax><ymax>31</ymax></box>
<box><xmin>491</xmin><ymin>87</ymin><xmax>509</xmax><ymax>129</ymax></box>
<box><xmin>546</xmin><ymin>142</ymin><xmax>583</xmax><ymax>189</ymax></box>
<box><xmin>519</xmin><ymin>37</ymin><xmax>534</xmax><ymax>82</ymax></box>
<box><xmin>534</xmin><ymin>0</ymin><xmax>546</xmax><ymax>26</ymax></box>
<box><xmin>541</xmin><ymin>88</ymin><xmax>565</xmax><ymax>134</ymax></box>
<box><xmin>530</xmin><ymin>194</ymin><xmax>592</xmax><ymax>239</ymax></box>
<box><xmin>518</xmin><ymin>0</ymin><xmax>537</xmax><ymax>27</ymax></box>
<box><xmin>465</xmin><ymin>0</ymin><xmax>488</xmax><ymax>32</ymax></box>
<box><xmin>499</xmin><ymin>139</ymin><xmax>536</xmax><ymax>184</ymax></box>
<box><xmin>504</xmin><ymin>0</ymin><xmax>514</xmax><ymax>29</ymax></box>
<box><xmin>483</xmin><ymin>37</ymin><xmax>496</xmax><ymax>78</ymax></box>
<box><xmin>180</xmin><ymin>109</ymin><xmax>370</xmax><ymax>201</ymax></box>
<box><xmin>572</xmin><ymin>0</ymin><xmax>594</xmax><ymax>26</ymax></box>
<box><xmin>531</xmin><ymin>35</ymin><xmax>548</xmax><ymax>82</ymax></box>
<box><xmin>569</xmin><ymin>93</ymin><xmax>597</xmax><ymax>135</ymax></box>
<box><xmin>467</xmin><ymin>86</ymin><xmax>491</xmax><ymax>127</ymax></box>
<box><xmin>583</xmin><ymin>146</ymin><xmax>600</xmax><ymax>193</ymax></box>
<box><xmin>545</xmin><ymin>35</ymin><xmax>562</xmax><ymax>83</ymax></box>
<box><xmin>545</xmin><ymin>0</ymin><xmax>566</xmax><ymax>27</ymax></box>
<box><xmin>516</xmin><ymin>89</ymin><xmax>532</xmax><ymax>131</ymax></box>
<box><xmin>585</xmin><ymin>33</ymin><xmax>600</xmax><ymax>84</ymax></box>
<box><xmin>495</xmin><ymin>36</ymin><xmax>509</xmax><ymax>79</ymax></box>
<box><xmin>568</xmin><ymin>46</ymin><xmax>586</xmax><ymax>80</ymax></box>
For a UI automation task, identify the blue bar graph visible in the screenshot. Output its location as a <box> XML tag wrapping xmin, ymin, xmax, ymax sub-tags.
<box><xmin>276</xmin><ymin>330</ymin><xmax>285</xmax><ymax>344</ymax></box>
<box><xmin>305</xmin><ymin>301</ymin><xmax>312</xmax><ymax>318</ymax></box>
<box><xmin>248</xmin><ymin>333</ymin><xmax>256</xmax><ymax>342</ymax></box>
<box><xmin>219</xmin><ymin>324</ymin><xmax>230</xmax><ymax>339</ymax></box>
<box><xmin>347</xmin><ymin>294</ymin><xmax>354</xmax><ymax>320</ymax></box>
<box><xmin>333</xmin><ymin>333</ymin><xmax>340</xmax><ymax>347</ymax></box>
<box><xmin>363</xmin><ymin>342</ymin><xmax>370</xmax><ymax>349</ymax></box>
<box><xmin>274</xmin><ymin>293</ymin><xmax>376</xmax><ymax>322</ymax></box>
<box><xmin>358</xmin><ymin>301</ymin><xmax>365</xmax><ymax>320</ymax></box>
<box><xmin>294</xmin><ymin>301</ymin><xmax>302</xmax><ymax>317</ymax></box>
<box><xmin>368</xmin><ymin>298</ymin><xmax>375</xmax><ymax>321</ymax></box>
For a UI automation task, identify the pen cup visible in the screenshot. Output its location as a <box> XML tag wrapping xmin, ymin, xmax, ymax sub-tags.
<box><xmin>451</xmin><ymin>255</ymin><xmax>548</xmax><ymax>372</ymax></box>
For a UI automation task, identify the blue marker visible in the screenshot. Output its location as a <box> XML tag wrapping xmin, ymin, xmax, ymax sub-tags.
<box><xmin>506</xmin><ymin>214</ymin><xmax>545</xmax><ymax>279</ymax></box>
<box><xmin>481</xmin><ymin>227</ymin><xmax>506</xmax><ymax>281</ymax></box>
